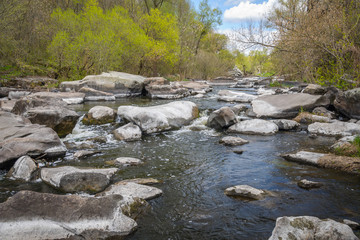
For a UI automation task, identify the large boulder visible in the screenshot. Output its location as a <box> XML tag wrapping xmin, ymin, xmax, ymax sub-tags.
<box><xmin>0</xmin><ymin>111</ymin><xmax>67</xmax><ymax>169</ymax></box>
<box><xmin>269</xmin><ymin>216</ymin><xmax>358</xmax><ymax>240</ymax></box>
<box><xmin>308</xmin><ymin>121</ymin><xmax>360</xmax><ymax>137</ymax></box>
<box><xmin>252</xmin><ymin>93</ymin><xmax>329</xmax><ymax>119</ymax></box>
<box><xmin>207</xmin><ymin>107</ymin><xmax>237</xmax><ymax>130</ymax></box>
<box><xmin>113</xmin><ymin>123</ymin><xmax>142</xmax><ymax>141</ymax></box>
<box><xmin>7</xmin><ymin>156</ymin><xmax>37</xmax><ymax>181</ymax></box>
<box><xmin>82</xmin><ymin>106</ymin><xmax>116</xmax><ymax>125</ymax></box>
<box><xmin>334</xmin><ymin>88</ymin><xmax>360</xmax><ymax>120</ymax></box>
<box><xmin>117</xmin><ymin>101</ymin><xmax>199</xmax><ymax>134</ymax></box>
<box><xmin>0</xmin><ymin>191</ymin><xmax>137</xmax><ymax>239</ymax></box>
<box><xmin>228</xmin><ymin>119</ymin><xmax>279</xmax><ymax>135</ymax></box>
<box><xmin>60</xmin><ymin>71</ymin><xmax>146</xmax><ymax>97</ymax></box>
<box><xmin>218</xmin><ymin>90</ymin><xmax>257</xmax><ymax>103</ymax></box>
<box><xmin>41</xmin><ymin>166</ymin><xmax>118</xmax><ymax>193</ymax></box>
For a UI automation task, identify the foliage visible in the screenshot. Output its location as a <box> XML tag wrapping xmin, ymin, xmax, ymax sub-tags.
<box><xmin>334</xmin><ymin>135</ymin><xmax>360</xmax><ymax>158</ymax></box>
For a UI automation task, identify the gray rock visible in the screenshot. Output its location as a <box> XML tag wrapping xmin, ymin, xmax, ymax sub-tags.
<box><xmin>180</xmin><ymin>81</ymin><xmax>212</xmax><ymax>94</ymax></box>
<box><xmin>308</xmin><ymin>121</ymin><xmax>360</xmax><ymax>137</ymax></box>
<box><xmin>0</xmin><ymin>99</ymin><xmax>16</xmax><ymax>112</ymax></box>
<box><xmin>218</xmin><ymin>90</ymin><xmax>257</xmax><ymax>102</ymax></box>
<box><xmin>334</xmin><ymin>88</ymin><xmax>360</xmax><ymax>120</ymax></box>
<box><xmin>231</xmin><ymin>104</ymin><xmax>248</xmax><ymax>115</ymax></box>
<box><xmin>8</xmin><ymin>91</ymin><xmax>31</xmax><ymax>100</ymax></box>
<box><xmin>331</xmin><ymin>136</ymin><xmax>356</xmax><ymax>150</ymax></box>
<box><xmin>282</xmin><ymin>151</ymin><xmax>325</xmax><ymax>165</ymax></box>
<box><xmin>29</xmin><ymin>92</ymin><xmax>85</xmax><ymax>105</ymax></box>
<box><xmin>0</xmin><ymin>190</ymin><xmax>137</xmax><ymax>239</ymax></box>
<box><xmin>79</xmin><ymin>86</ymin><xmax>116</xmax><ymax>101</ymax></box>
<box><xmin>207</xmin><ymin>107</ymin><xmax>237</xmax><ymax>130</ymax></box>
<box><xmin>312</xmin><ymin>106</ymin><xmax>336</xmax><ymax>119</ymax></box>
<box><xmin>73</xmin><ymin>150</ymin><xmax>99</xmax><ymax>159</ymax></box>
<box><xmin>145</xmin><ymin>80</ymin><xmax>189</xmax><ymax>99</ymax></box>
<box><xmin>41</xmin><ymin>166</ymin><xmax>118</xmax><ymax>193</ymax></box>
<box><xmin>297</xmin><ymin>179</ymin><xmax>323</xmax><ymax>189</ymax></box>
<box><xmin>106</xmin><ymin>157</ymin><xmax>143</xmax><ymax>166</ymax></box>
<box><xmin>343</xmin><ymin>219</ymin><xmax>360</xmax><ymax>230</ymax></box>
<box><xmin>269</xmin><ymin>216</ymin><xmax>358</xmax><ymax>240</ymax></box>
<box><xmin>252</xmin><ymin>93</ymin><xmax>329</xmax><ymax>118</ymax></box>
<box><xmin>219</xmin><ymin>136</ymin><xmax>249</xmax><ymax>146</ymax></box>
<box><xmin>224</xmin><ymin>185</ymin><xmax>266</xmax><ymax>200</ymax></box>
<box><xmin>294</xmin><ymin>112</ymin><xmax>331</xmax><ymax>124</ymax></box>
<box><xmin>113</xmin><ymin>123</ymin><xmax>142</xmax><ymax>141</ymax></box>
<box><xmin>121</xmin><ymin>178</ymin><xmax>161</xmax><ymax>185</ymax></box>
<box><xmin>82</xmin><ymin>106</ymin><xmax>116</xmax><ymax>125</ymax></box>
<box><xmin>117</xmin><ymin>101</ymin><xmax>198</xmax><ymax>134</ymax></box>
<box><xmin>271</xmin><ymin>119</ymin><xmax>300</xmax><ymax>130</ymax></box>
<box><xmin>302</xmin><ymin>84</ymin><xmax>326</xmax><ymax>95</ymax></box>
<box><xmin>0</xmin><ymin>111</ymin><xmax>67</xmax><ymax>169</ymax></box>
<box><xmin>8</xmin><ymin>156</ymin><xmax>37</xmax><ymax>181</ymax></box>
<box><xmin>228</xmin><ymin>119</ymin><xmax>279</xmax><ymax>135</ymax></box>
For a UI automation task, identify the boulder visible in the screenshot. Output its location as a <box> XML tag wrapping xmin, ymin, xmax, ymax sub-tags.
<box><xmin>179</xmin><ymin>81</ymin><xmax>212</xmax><ymax>94</ymax></box>
<box><xmin>78</xmin><ymin>86</ymin><xmax>116</xmax><ymax>101</ymax></box>
<box><xmin>334</xmin><ymin>88</ymin><xmax>360</xmax><ymax>119</ymax></box>
<box><xmin>252</xmin><ymin>93</ymin><xmax>329</xmax><ymax>119</ymax></box>
<box><xmin>0</xmin><ymin>191</ymin><xmax>137</xmax><ymax>239</ymax></box>
<box><xmin>207</xmin><ymin>107</ymin><xmax>237</xmax><ymax>130</ymax></box>
<box><xmin>293</xmin><ymin>112</ymin><xmax>331</xmax><ymax>124</ymax></box>
<box><xmin>218</xmin><ymin>90</ymin><xmax>257</xmax><ymax>102</ymax></box>
<box><xmin>302</xmin><ymin>84</ymin><xmax>326</xmax><ymax>95</ymax></box>
<box><xmin>308</xmin><ymin>121</ymin><xmax>360</xmax><ymax>137</ymax></box>
<box><xmin>0</xmin><ymin>111</ymin><xmax>67</xmax><ymax>169</ymax></box>
<box><xmin>106</xmin><ymin>157</ymin><xmax>143</xmax><ymax>166</ymax></box>
<box><xmin>113</xmin><ymin>123</ymin><xmax>142</xmax><ymax>141</ymax></box>
<box><xmin>7</xmin><ymin>156</ymin><xmax>37</xmax><ymax>181</ymax></box>
<box><xmin>0</xmin><ymin>99</ymin><xmax>16</xmax><ymax>112</ymax></box>
<box><xmin>271</xmin><ymin>119</ymin><xmax>300</xmax><ymax>130</ymax></box>
<box><xmin>117</xmin><ymin>101</ymin><xmax>199</xmax><ymax>134</ymax></box>
<box><xmin>219</xmin><ymin>136</ymin><xmax>249</xmax><ymax>146</ymax></box>
<box><xmin>224</xmin><ymin>185</ymin><xmax>266</xmax><ymax>200</ymax></box>
<box><xmin>269</xmin><ymin>216</ymin><xmax>358</xmax><ymax>240</ymax></box>
<box><xmin>60</xmin><ymin>71</ymin><xmax>145</xmax><ymax>97</ymax></box>
<box><xmin>8</xmin><ymin>91</ymin><xmax>31</xmax><ymax>100</ymax></box>
<box><xmin>228</xmin><ymin>119</ymin><xmax>279</xmax><ymax>135</ymax></box>
<box><xmin>82</xmin><ymin>106</ymin><xmax>116</xmax><ymax>125</ymax></box>
<box><xmin>231</xmin><ymin>104</ymin><xmax>248</xmax><ymax>115</ymax></box>
<box><xmin>297</xmin><ymin>179</ymin><xmax>323</xmax><ymax>189</ymax></box>
<box><xmin>312</xmin><ymin>106</ymin><xmax>336</xmax><ymax>119</ymax></box>
<box><xmin>29</xmin><ymin>92</ymin><xmax>85</xmax><ymax>105</ymax></box>
<box><xmin>282</xmin><ymin>151</ymin><xmax>326</xmax><ymax>165</ymax></box>
<box><xmin>144</xmin><ymin>78</ymin><xmax>189</xmax><ymax>99</ymax></box>
<box><xmin>41</xmin><ymin>166</ymin><xmax>118</xmax><ymax>193</ymax></box>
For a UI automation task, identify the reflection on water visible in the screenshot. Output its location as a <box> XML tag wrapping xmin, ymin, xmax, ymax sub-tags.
<box><xmin>0</xmin><ymin>86</ymin><xmax>360</xmax><ymax>239</ymax></box>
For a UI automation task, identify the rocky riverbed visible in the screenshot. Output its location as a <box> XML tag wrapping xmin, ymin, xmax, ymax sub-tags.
<box><xmin>0</xmin><ymin>72</ymin><xmax>360</xmax><ymax>239</ymax></box>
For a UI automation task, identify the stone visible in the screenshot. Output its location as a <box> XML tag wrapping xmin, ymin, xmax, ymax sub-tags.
<box><xmin>271</xmin><ymin>119</ymin><xmax>300</xmax><ymax>130</ymax></box>
<box><xmin>0</xmin><ymin>191</ymin><xmax>137</xmax><ymax>239</ymax></box>
<box><xmin>60</xmin><ymin>71</ymin><xmax>146</xmax><ymax>97</ymax></box>
<box><xmin>331</xmin><ymin>136</ymin><xmax>356</xmax><ymax>150</ymax></box>
<box><xmin>293</xmin><ymin>112</ymin><xmax>331</xmax><ymax>124</ymax></box>
<box><xmin>233</xmin><ymin>149</ymin><xmax>244</xmax><ymax>154</ymax></box>
<box><xmin>252</xmin><ymin>93</ymin><xmax>329</xmax><ymax>119</ymax></box>
<box><xmin>308</xmin><ymin>121</ymin><xmax>360</xmax><ymax>137</ymax></box>
<box><xmin>8</xmin><ymin>156</ymin><xmax>37</xmax><ymax>181</ymax></box>
<box><xmin>0</xmin><ymin>99</ymin><xmax>16</xmax><ymax>112</ymax></box>
<box><xmin>79</xmin><ymin>86</ymin><xmax>116</xmax><ymax>101</ymax></box>
<box><xmin>297</xmin><ymin>179</ymin><xmax>323</xmax><ymax>189</ymax></box>
<box><xmin>0</xmin><ymin>111</ymin><xmax>67</xmax><ymax>169</ymax></box>
<box><xmin>179</xmin><ymin>81</ymin><xmax>212</xmax><ymax>94</ymax></box>
<box><xmin>334</xmin><ymin>88</ymin><xmax>360</xmax><ymax>120</ymax></box>
<box><xmin>113</xmin><ymin>123</ymin><xmax>142</xmax><ymax>141</ymax></box>
<box><xmin>29</xmin><ymin>92</ymin><xmax>85</xmax><ymax>105</ymax></box>
<box><xmin>73</xmin><ymin>150</ymin><xmax>99</xmax><ymax>159</ymax></box>
<box><xmin>343</xmin><ymin>219</ymin><xmax>360</xmax><ymax>230</ymax></box>
<box><xmin>224</xmin><ymin>185</ymin><xmax>266</xmax><ymax>200</ymax></box>
<box><xmin>207</xmin><ymin>107</ymin><xmax>237</xmax><ymax>130</ymax></box>
<box><xmin>144</xmin><ymin>79</ymin><xmax>189</xmax><ymax>99</ymax></box>
<box><xmin>257</xmin><ymin>88</ymin><xmax>276</xmax><ymax>96</ymax></box>
<box><xmin>121</xmin><ymin>178</ymin><xmax>161</xmax><ymax>185</ymax></box>
<box><xmin>302</xmin><ymin>84</ymin><xmax>326</xmax><ymax>95</ymax></box>
<box><xmin>41</xmin><ymin>166</ymin><xmax>118</xmax><ymax>193</ymax></box>
<box><xmin>282</xmin><ymin>151</ymin><xmax>326</xmax><ymax>165</ymax></box>
<box><xmin>231</xmin><ymin>104</ymin><xmax>248</xmax><ymax>115</ymax></box>
<box><xmin>98</xmin><ymin>181</ymin><xmax>163</xmax><ymax>201</ymax></box>
<box><xmin>218</xmin><ymin>90</ymin><xmax>257</xmax><ymax>102</ymax></box>
<box><xmin>117</xmin><ymin>101</ymin><xmax>199</xmax><ymax>134</ymax></box>
<box><xmin>219</xmin><ymin>136</ymin><xmax>249</xmax><ymax>146</ymax></box>
<box><xmin>8</xmin><ymin>91</ymin><xmax>31</xmax><ymax>100</ymax></box>
<box><xmin>228</xmin><ymin>119</ymin><xmax>279</xmax><ymax>135</ymax></box>
<box><xmin>269</xmin><ymin>216</ymin><xmax>358</xmax><ymax>240</ymax></box>
<box><xmin>312</xmin><ymin>106</ymin><xmax>336</xmax><ymax>119</ymax></box>
<box><xmin>82</xmin><ymin>106</ymin><xmax>116</xmax><ymax>125</ymax></box>
<box><xmin>106</xmin><ymin>157</ymin><xmax>143</xmax><ymax>166</ymax></box>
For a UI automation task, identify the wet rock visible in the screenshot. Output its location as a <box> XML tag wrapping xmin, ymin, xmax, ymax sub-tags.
<box><xmin>8</xmin><ymin>91</ymin><xmax>31</xmax><ymax>100</ymax></box>
<box><xmin>60</xmin><ymin>71</ymin><xmax>146</xmax><ymax>97</ymax></box>
<box><xmin>41</xmin><ymin>166</ymin><xmax>118</xmax><ymax>193</ymax></box>
<box><xmin>207</xmin><ymin>107</ymin><xmax>237</xmax><ymax>130</ymax></box>
<box><xmin>121</xmin><ymin>178</ymin><xmax>161</xmax><ymax>185</ymax></box>
<box><xmin>29</xmin><ymin>91</ymin><xmax>85</xmax><ymax>105</ymax></box>
<box><xmin>343</xmin><ymin>219</ymin><xmax>360</xmax><ymax>230</ymax></box>
<box><xmin>252</xmin><ymin>93</ymin><xmax>329</xmax><ymax>119</ymax></box>
<box><xmin>224</xmin><ymin>185</ymin><xmax>266</xmax><ymax>200</ymax></box>
<box><xmin>271</xmin><ymin>119</ymin><xmax>300</xmax><ymax>130</ymax></box>
<box><xmin>73</xmin><ymin>150</ymin><xmax>99</xmax><ymax>159</ymax></box>
<box><xmin>218</xmin><ymin>90</ymin><xmax>257</xmax><ymax>103</ymax></box>
<box><xmin>312</xmin><ymin>106</ymin><xmax>336</xmax><ymax>119</ymax></box>
<box><xmin>302</xmin><ymin>84</ymin><xmax>326</xmax><ymax>95</ymax></box>
<box><xmin>0</xmin><ymin>111</ymin><xmax>67</xmax><ymax>169</ymax></box>
<box><xmin>7</xmin><ymin>156</ymin><xmax>37</xmax><ymax>181</ymax></box>
<box><xmin>308</xmin><ymin>121</ymin><xmax>360</xmax><ymax>137</ymax></box>
<box><xmin>98</xmin><ymin>181</ymin><xmax>163</xmax><ymax>201</ymax></box>
<box><xmin>82</xmin><ymin>106</ymin><xmax>116</xmax><ymax>125</ymax></box>
<box><xmin>117</xmin><ymin>101</ymin><xmax>198</xmax><ymax>134</ymax></box>
<box><xmin>334</xmin><ymin>88</ymin><xmax>360</xmax><ymax>120</ymax></box>
<box><xmin>219</xmin><ymin>136</ymin><xmax>249</xmax><ymax>146</ymax></box>
<box><xmin>113</xmin><ymin>123</ymin><xmax>142</xmax><ymax>141</ymax></box>
<box><xmin>282</xmin><ymin>151</ymin><xmax>326</xmax><ymax>165</ymax></box>
<box><xmin>228</xmin><ymin>119</ymin><xmax>279</xmax><ymax>135</ymax></box>
<box><xmin>233</xmin><ymin>149</ymin><xmax>244</xmax><ymax>154</ymax></box>
<box><xmin>269</xmin><ymin>216</ymin><xmax>358</xmax><ymax>240</ymax></box>
<box><xmin>106</xmin><ymin>157</ymin><xmax>143</xmax><ymax>166</ymax></box>
<box><xmin>293</xmin><ymin>112</ymin><xmax>331</xmax><ymax>124</ymax></box>
<box><xmin>0</xmin><ymin>190</ymin><xmax>137</xmax><ymax>239</ymax></box>
<box><xmin>79</xmin><ymin>86</ymin><xmax>116</xmax><ymax>101</ymax></box>
<box><xmin>231</xmin><ymin>104</ymin><xmax>248</xmax><ymax>115</ymax></box>
<box><xmin>297</xmin><ymin>179</ymin><xmax>323</xmax><ymax>189</ymax></box>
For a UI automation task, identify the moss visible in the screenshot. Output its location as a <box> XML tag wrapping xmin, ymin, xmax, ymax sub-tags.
<box><xmin>287</xmin><ymin>232</ymin><xmax>297</xmax><ymax>240</ymax></box>
<box><xmin>82</xmin><ymin>114</ymin><xmax>115</xmax><ymax>125</ymax></box>
<box><xmin>290</xmin><ymin>218</ymin><xmax>314</xmax><ymax>230</ymax></box>
<box><xmin>122</xmin><ymin>198</ymin><xmax>149</xmax><ymax>220</ymax></box>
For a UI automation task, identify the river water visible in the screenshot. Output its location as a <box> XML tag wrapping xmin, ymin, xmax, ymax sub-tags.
<box><xmin>0</xmin><ymin>86</ymin><xmax>359</xmax><ymax>239</ymax></box>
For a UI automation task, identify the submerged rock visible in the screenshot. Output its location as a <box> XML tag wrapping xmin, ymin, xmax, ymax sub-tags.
<box><xmin>0</xmin><ymin>191</ymin><xmax>137</xmax><ymax>239</ymax></box>
<box><xmin>297</xmin><ymin>179</ymin><xmax>323</xmax><ymax>189</ymax></box>
<box><xmin>269</xmin><ymin>216</ymin><xmax>358</xmax><ymax>240</ymax></box>
<box><xmin>224</xmin><ymin>185</ymin><xmax>266</xmax><ymax>200</ymax></box>
<box><xmin>41</xmin><ymin>166</ymin><xmax>118</xmax><ymax>193</ymax></box>
<box><xmin>113</xmin><ymin>123</ymin><xmax>142</xmax><ymax>141</ymax></box>
<box><xmin>207</xmin><ymin>107</ymin><xmax>237</xmax><ymax>130</ymax></box>
<box><xmin>73</xmin><ymin>150</ymin><xmax>99</xmax><ymax>159</ymax></box>
<box><xmin>7</xmin><ymin>156</ymin><xmax>37</xmax><ymax>181</ymax></box>
<box><xmin>308</xmin><ymin>121</ymin><xmax>360</xmax><ymax>137</ymax></box>
<box><xmin>218</xmin><ymin>90</ymin><xmax>257</xmax><ymax>103</ymax></box>
<box><xmin>82</xmin><ymin>106</ymin><xmax>116</xmax><ymax>125</ymax></box>
<box><xmin>121</xmin><ymin>178</ymin><xmax>161</xmax><ymax>185</ymax></box>
<box><xmin>117</xmin><ymin>101</ymin><xmax>198</xmax><ymax>134</ymax></box>
<box><xmin>228</xmin><ymin>119</ymin><xmax>279</xmax><ymax>135</ymax></box>
<box><xmin>219</xmin><ymin>136</ymin><xmax>249</xmax><ymax>146</ymax></box>
<box><xmin>106</xmin><ymin>157</ymin><xmax>143</xmax><ymax>166</ymax></box>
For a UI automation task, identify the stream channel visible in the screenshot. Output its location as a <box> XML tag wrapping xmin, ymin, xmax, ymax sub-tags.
<box><xmin>0</xmin><ymin>85</ymin><xmax>360</xmax><ymax>239</ymax></box>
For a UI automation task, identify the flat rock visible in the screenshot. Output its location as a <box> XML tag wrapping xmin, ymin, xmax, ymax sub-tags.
<box><xmin>121</xmin><ymin>178</ymin><xmax>161</xmax><ymax>185</ymax></box>
<box><xmin>82</xmin><ymin>106</ymin><xmax>116</xmax><ymax>125</ymax></box>
<box><xmin>334</xmin><ymin>88</ymin><xmax>360</xmax><ymax>120</ymax></box>
<box><xmin>73</xmin><ymin>150</ymin><xmax>99</xmax><ymax>159</ymax></box>
<box><xmin>228</xmin><ymin>119</ymin><xmax>279</xmax><ymax>135</ymax></box>
<box><xmin>224</xmin><ymin>185</ymin><xmax>266</xmax><ymax>200</ymax></box>
<box><xmin>308</xmin><ymin>121</ymin><xmax>360</xmax><ymax>137</ymax></box>
<box><xmin>252</xmin><ymin>93</ymin><xmax>329</xmax><ymax>118</ymax></box>
<box><xmin>117</xmin><ymin>101</ymin><xmax>198</xmax><ymax>134</ymax></box>
<box><xmin>297</xmin><ymin>179</ymin><xmax>323</xmax><ymax>189</ymax></box>
<box><xmin>282</xmin><ymin>151</ymin><xmax>326</xmax><ymax>165</ymax></box>
<box><xmin>79</xmin><ymin>86</ymin><xmax>116</xmax><ymax>101</ymax></box>
<box><xmin>294</xmin><ymin>112</ymin><xmax>331</xmax><ymax>124</ymax></box>
<box><xmin>271</xmin><ymin>119</ymin><xmax>300</xmax><ymax>130</ymax></box>
<box><xmin>269</xmin><ymin>216</ymin><xmax>358</xmax><ymax>240</ymax></box>
<box><xmin>218</xmin><ymin>90</ymin><xmax>257</xmax><ymax>102</ymax></box>
<box><xmin>29</xmin><ymin>92</ymin><xmax>85</xmax><ymax>105</ymax></box>
<box><xmin>7</xmin><ymin>156</ymin><xmax>37</xmax><ymax>181</ymax></box>
<box><xmin>207</xmin><ymin>107</ymin><xmax>237</xmax><ymax>130</ymax></box>
<box><xmin>219</xmin><ymin>136</ymin><xmax>249</xmax><ymax>146</ymax></box>
<box><xmin>8</xmin><ymin>91</ymin><xmax>31</xmax><ymax>100</ymax></box>
<box><xmin>113</xmin><ymin>123</ymin><xmax>142</xmax><ymax>141</ymax></box>
<box><xmin>0</xmin><ymin>190</ymin><xmax>137</xmax><ymax>239</ymax></box>
<box><xmin>302</xmin><ymin>84</ymin><xmax>326</xmax><ymax>95</ymax></box>
<box><xmin>41</xmin><ymin>166</ymin><xmax>118</xmax><ymax>193</ymax></box>
<box><xmin>106</xmin><ymin>157</ymin><xmax>143</xmax><ymax>166</ymax></box>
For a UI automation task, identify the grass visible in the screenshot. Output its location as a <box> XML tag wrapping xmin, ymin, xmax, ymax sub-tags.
<box><xmin>334</xmin><ymin>135</ymin><xmax>360</xmax><ymax>157</ymax></box>
<box><xmin>269</xmin><ymin>81</ymin><xmax>292</xmax><ymax>88</ymax></box>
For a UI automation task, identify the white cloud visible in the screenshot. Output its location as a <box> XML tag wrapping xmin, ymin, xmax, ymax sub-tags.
<box><xmin>224</xmin><ymin>0</ymin><xmax>278</xmax><ymax>22</ymax></box>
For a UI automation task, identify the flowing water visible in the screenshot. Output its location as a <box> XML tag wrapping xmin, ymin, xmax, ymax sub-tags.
<box><xmin>0</xmin><ymin>86</ymin><xmax>359</xmax><ymax>239</ymax></box>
